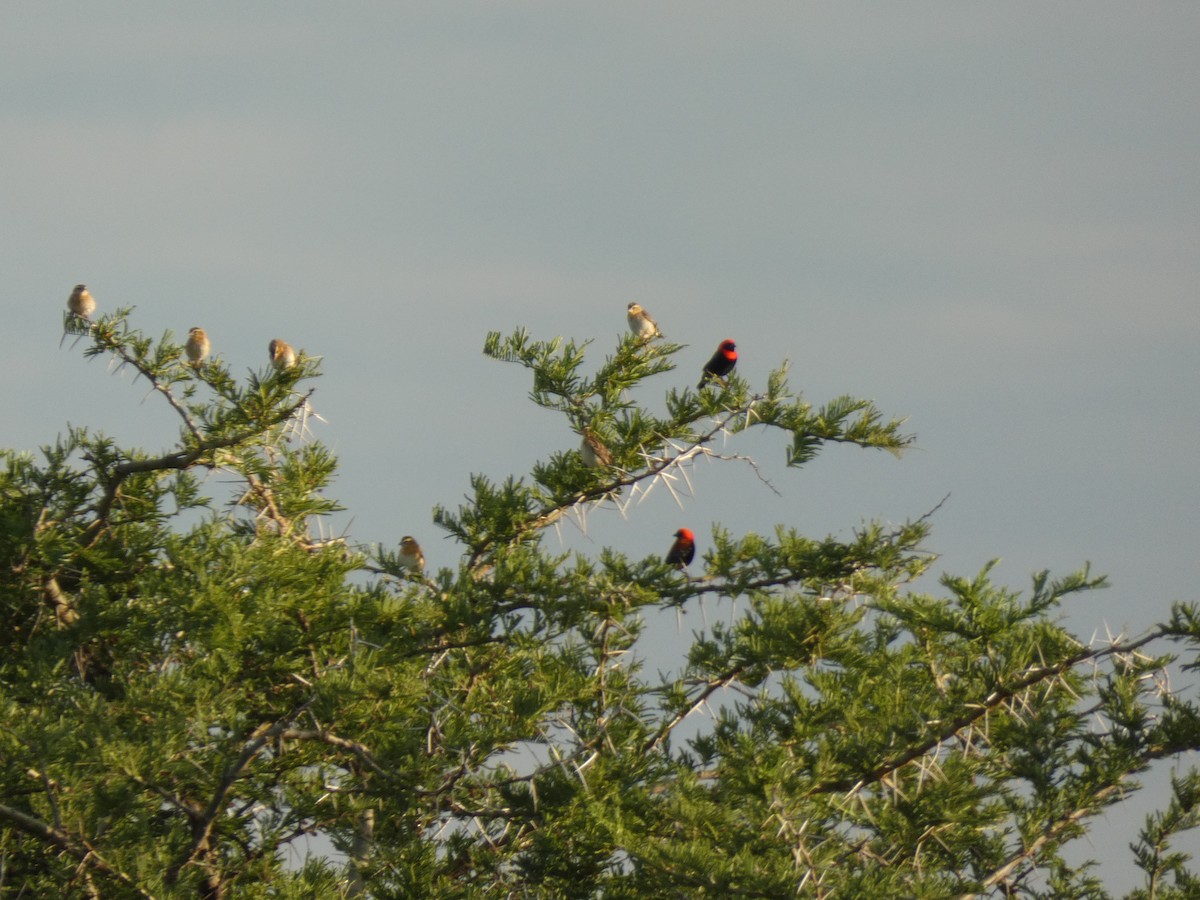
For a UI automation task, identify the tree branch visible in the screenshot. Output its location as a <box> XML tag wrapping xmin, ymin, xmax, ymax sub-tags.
<box><xmin>645</xmin><ymin>664</ymin><xmax>749</xmax><ymax>754</ymax></box>
<box><xmin>0</xmin><ymin>802</ymin><xmax>156</xmax><ymax>898</ymax></box>
<box><xmin>465</xmin><ymin>404</ymin><xmax>764</xmax><ymax>569</ymax></box>
<box><xmin>280</xmin><ymin>728</ymin><xmax>391</xmax><ymax>780</ymax></box>
<box><xmin>82</xmin><ymin>391</ymin><xmax>313</xmax><ymax>547</ymax></box>
<box><xmin>86</xmin><ymin>313</ymin><xmax>204</xmax><ymax>443</ymax></box>
<box><xmin>810</xmin><ymin>630</ymin><xmax>1170</xmax><ymax>797</ymax></box>
<box><xmin>962</xmin><ymin>782</ymin><xmax>1125</xmax><ymax>897</ymax></box>
<box><xmin>166</xmin><ymin>700</ymin><xmax>313</xmax><ymax>887</ymax></box>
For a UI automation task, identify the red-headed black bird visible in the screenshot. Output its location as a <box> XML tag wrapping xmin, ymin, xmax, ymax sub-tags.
<box><xmin>666</xmin><ymin>528</ymin><xmax>696</xmax><ymax>569</ymax></box>
<box><xmin>698</xmin><ymin>339</ymin><xmax>737</xmax><ymax>389</ymax></box>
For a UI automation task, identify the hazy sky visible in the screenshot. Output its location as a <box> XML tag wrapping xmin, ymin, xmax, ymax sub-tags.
<box><xmin>3</xmin><ymin>4</ymin><xmax>1198</xmax><ymax>887</ymax></box>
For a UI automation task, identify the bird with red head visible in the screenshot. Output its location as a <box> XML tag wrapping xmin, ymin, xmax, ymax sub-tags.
<box><xmin>666</xmin><ymin>528</ymin><xmax>696</xmax><ymax>569</ymax></box>
<box><xmin>698</xmin><ymin>339</ymin><xmax>737</xmax><ymax>389</ymax></box>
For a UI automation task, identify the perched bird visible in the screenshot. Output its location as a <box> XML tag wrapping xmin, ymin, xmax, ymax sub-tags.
<box><xmin>626</xmin><ymin>302</ymin><xmax>662</xmax><ymax>340</ymax></box>
<box><xmin>67</xmin><ymin>284</ymin><xmax>96</xmax><ymax>320</ymax></box>
<box><xmin>697</xmin><ymin>339</ymin><xmax>737</xmax><ymax>389</ymax></box>
<box><xmin>579</xmin><ymin>426</ymin><xmax>613</xmax><ymax>468</ymax></box>
<box><xmin>268</xmin><ymin>339</ymin><xmax>297</xmax><ymax>370</ymax></box>
<box><xmin>185</xmin><ymin>327</ymin><xmax>211</xmax><ymax>367</ymax></box>
<box><xmin>398</xmin><ymin>536</ymin><xmax>425</xmax><ymax>574</ymax></box>
<box><xmin>666</xmin><ymin>528</ymin><xmax>696</xmax><ymax>569</ymax></box>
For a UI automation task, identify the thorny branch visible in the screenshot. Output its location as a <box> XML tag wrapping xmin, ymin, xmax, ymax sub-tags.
<box><xmin>810</xmin><ymin>629</ymin><xmax>1170</xmax><ymax>797</ymax></box>
<box><xmin>466</xmin><ymin>399</ymin><xmax>779</xmax><ymax>570</ymax></box>
<box><xmin>81</xmin><ymin>312</ymin><xmax>205</xmax><ymax>443</ymax></box>
<box><xmin>62</xmin><ymin>311</ymin><xmax>316</xmax><ymax>547</ymax></box>
<box><xmin>959</xmin><ymin>782</ymin><xmax>1127</xmax><ymax>898</ymax></box>
<box><xmin>78</xmin><ymin>391</ymin><xmax>313</xmax><ymax>548</ymax></box>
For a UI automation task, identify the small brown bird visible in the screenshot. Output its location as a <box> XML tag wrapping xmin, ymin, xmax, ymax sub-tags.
<box><xmin>666</xmin><ymin>528</ymin><xmax>696</xmax><ymax>569</ymax></box>
<box><xmin>185</xmin><ymin>327</ymin><xmax>211</xmax><ymax>367</ymax></box>
<box><xmin>698</xmin><ymin>339</ymin><xmax>737</xmax><ymax>389</ymax></box>
<box><xmin>579</xmin><ymin>427</ymin><xmax>613</xmax><ymax>468</ymax></box>
<box><xmin>68</xmin><ymin>284</ymin><xmax>96</xmax><ymax>319</ymax></box>
<box><xmin>627</xmin><ymin>302</ymin><xmax>662</xmax><ymax>340</ymax></box>
<box><xmin>398</xmin><ymin>536</ymin><xmax>425</xmax><ymax>574</ymax></box>
<box><xmin>268</xmin><ymin>339</ymin><xmax>297</xmax><ymax>370</ymax></box>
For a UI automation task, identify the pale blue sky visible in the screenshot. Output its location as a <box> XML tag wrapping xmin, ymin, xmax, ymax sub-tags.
<box><xmin>3</xmin><ymin>4</ymin><xmax>1198</xmax><ymax>887</ymax></box>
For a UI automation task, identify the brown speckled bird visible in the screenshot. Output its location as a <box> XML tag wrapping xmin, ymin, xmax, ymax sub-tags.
<box><xmin>68</xmin><ymin>284</ymin><xmax>96</xmax><ymax>320</ymax></box>
<box><xmin>626</xmin><ymin>302</ymin><xmax>662</xmax><ymax>340</ymax></box>
<box><xmin>666</xmin><ymin>528</ymin><xmax>696</xmax><ymax>569</ymax></box>
<box><xmin>579</xmin><ymin>426</ymin><xmax>613</xmax><ymax>468</ymax></box>
<box><xmin>268</xmin><ymin>339</ymin><xmax>297</xmax><ymax>370</ymax></box>
<box><xmin>398</xmin><ymin>536</ymin><xmax>425</xmax><ymax>574</ymax></box>
<box><xmin>697</xmin><ymin>339</ymin><xmax>737</xmax><ymax>389</ymax></box>
<box><xmin>185</xmin><ymin>327</ymin><xmax>211</xmax><ymax>367</ymax></box>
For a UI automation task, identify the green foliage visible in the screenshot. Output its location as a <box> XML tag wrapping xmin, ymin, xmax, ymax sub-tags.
<box><xmin>1</xmin><ymin>314</ymin><xmax>1198</xmax><ymax>897</ymax></box>
<box><xmin>1128</xmin><ymin>771</ymin><xmax>1200</xmax><ymax>899</ymax></box>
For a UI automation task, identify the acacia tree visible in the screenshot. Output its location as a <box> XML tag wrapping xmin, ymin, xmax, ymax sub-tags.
<box><xmin>2</xmin><ymin>309</ymin><xmax>1199</xmax><ymax>898</ymax></box>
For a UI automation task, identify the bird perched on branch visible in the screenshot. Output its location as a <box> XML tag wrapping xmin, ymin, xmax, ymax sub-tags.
<box><xmin>579</xmin><ymin>426</ymin><xmax>613</xmax><ymax>469</ymax></box>
<box><xmin>626</xmin><ymin>302</ymin><xmax>662</xmax><ymax>340</ymax></box>
<box><xmin>666</xmin><ymin>528</ymin><xmax>696</xmax><ymax>569</ymax></box>
<box><xmin>398</xmin><ymin>536</ymin><xmax>425</xmax><ymax>574</ymax></box>
<box><xmin>268</xmin><ymin>339</ymin><xmax>297</xmax><ymax>370</ymax></box>
<box><xmin>185</xmin><ymin>327</ymin><xmax>210</xmax><ymax>367</ymax></box>
<box><xmin>698</xmin><ymin>339</ymin><xmax>737</xmax><ymax>389</ymax></box>
<box><xmin>67</xmin><ymin>284</ymin><xmax>95</xmax><ymax>320</ymax></box>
